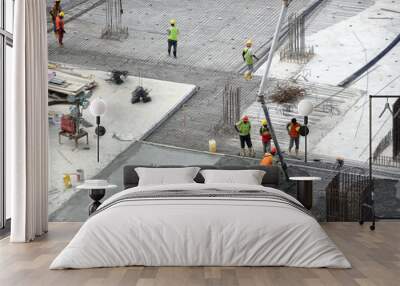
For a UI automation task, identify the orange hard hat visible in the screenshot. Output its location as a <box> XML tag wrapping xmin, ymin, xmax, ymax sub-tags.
<box><xmin>242</xmin><ymin>115</ymin><xmax>249</xmax><ymax>122</ymax></box>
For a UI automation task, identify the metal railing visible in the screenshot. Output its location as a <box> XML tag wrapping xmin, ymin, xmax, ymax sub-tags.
<box><xmin>372</xmin><ymin>155</ymin><xmax>400</xmax><ymax>168</ymax></box>
<box><xmin>371</xmin><ymin>130</ymin><xmax>400</xmax><ymax>168</ymax></box>
<box><xmin>326</xmin><ymin>171</ymin><xmax>370</xmax><ymax>222</ymax></box>
<box><xmin>373</xmin><ymin>130</ymin><xmax>392</xmax><ymax>160</ymax></box>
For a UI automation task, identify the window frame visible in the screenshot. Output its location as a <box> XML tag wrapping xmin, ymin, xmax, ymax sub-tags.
<box><xmin>0</xmin><ymin>0</ymin><xmax>13</xmax><ymax>231</ymax></box>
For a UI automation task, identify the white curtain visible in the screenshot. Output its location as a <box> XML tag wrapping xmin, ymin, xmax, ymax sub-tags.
<box><xmin>8</xmin><ymin>0</ymin><xmax>48</xmax><ymax>242</ymax></box>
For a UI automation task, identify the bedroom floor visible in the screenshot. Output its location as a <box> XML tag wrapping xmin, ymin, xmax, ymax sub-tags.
<box><xmin>0</xmin><ymin>222</ymin><xmax>399</xmax><ymax>286</ymax></box>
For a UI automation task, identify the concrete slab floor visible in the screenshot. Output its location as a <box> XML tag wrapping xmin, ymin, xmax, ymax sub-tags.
<box><xmin>48</xmin><ymin>0</ymin><xmax>314</xmax><ymax>72</ymax></box>
<box><xmin>46</xmin><ymin>0</ymin><xmax>377</xmax><ymax>160</ymax></box>
<box><xmin>254</xmin><ymin>0</ymin><xmax>400</xmax><ymax>162</ymax></box>
<box><xmin>48</xmin><ymin>66</ymin><xmax>197</xmax><ymax>214</ymax></box>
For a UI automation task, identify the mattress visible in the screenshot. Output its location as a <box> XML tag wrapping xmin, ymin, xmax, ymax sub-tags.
<box><xmin>50</xmin><ymin>183</ymin><xmax>351</xmax><ymax>269</ymax></box>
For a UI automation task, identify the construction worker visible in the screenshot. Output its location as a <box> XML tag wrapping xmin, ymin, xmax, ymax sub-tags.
<box><xmin>242</xmin><ymin>39</ymin><xmax>259</xmax><ymax>80</ymax></box>
<box><xmin>260</xmin><ymin>152</ymin><xmax>273</xmax><ymax>166</ymax></box>
<box><xmin>167</xmin><ymin>19</ymin><xmax>179</xmax><ymax>58</ymax></box>
<box><xmin>50</xmin><ymin>0</ymin><xmax>62</xmax><ymax>38</ymax></box>
<box><xmin>259</xmin><ymin>119</ymin><xmax>272</xmax><ymax>154</ymax></box>
<box><xmin>56</xmin><ymin>11</ymin><xmax>65</xmax><ymax>47</ymax></box>
<box><xmin>235</xmin><ymin>115</ymin><xmax>255</xmax><ymax>157</ymax></box>
<box><xmin>287</xmin><ymin>118</ymin><xmax>301</xmax><ymax>155</ymax></box>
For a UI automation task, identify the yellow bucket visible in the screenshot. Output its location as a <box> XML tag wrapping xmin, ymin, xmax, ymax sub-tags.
<box><xmin>63</xmin><ymin>173</ymin><xmax>71</xmax><ymax>189</ymax></box>
<box><xmin>209</xmin><ymin>139</ymin><xmax>217</xmax><ymax>153</ymax></box>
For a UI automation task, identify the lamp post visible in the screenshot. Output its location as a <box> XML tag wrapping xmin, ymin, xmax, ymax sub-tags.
<box><xmin>298</xmin><ymin>99</ymin><xmax>314</xmax><ymax>163</ymax></box>
<box><xmin>90</xmin><ymin>98</ymin><xmax>107</xmax><ymax>162</ymax></box>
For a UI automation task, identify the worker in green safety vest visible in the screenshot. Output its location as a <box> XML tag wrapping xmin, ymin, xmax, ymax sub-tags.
<box><xmin>242</xmin><ymin>39</ymin><xmax>259</xmax><ymax>80</ymax></box>
<box><xmin>167</xmin><ymin>19</ymin><xmax>179</xmax><ymax>58</ymax></box>
<box><xmin>235</xmin><ymin>115</ymin><xmax>255</xmax><ymax>157</ymax></box>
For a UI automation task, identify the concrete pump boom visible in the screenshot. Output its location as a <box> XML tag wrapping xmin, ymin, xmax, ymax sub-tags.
<box><xmin>257</xmin><ymin>0</ymin><xmax>290</xmax><ymax>179</ymax></box>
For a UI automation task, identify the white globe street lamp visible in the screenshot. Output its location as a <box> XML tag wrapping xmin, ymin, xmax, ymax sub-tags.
<box><xmin>298</xmin><ymin>99</ymin><xmax>314</xmax><ymax>116</ymax></box>
<box><xmin>90</xmin><ymin>98</ymin><xmax>107</xmax><ymax>162</ymax></box>
<box><xmin>90</xmin><ymin>97</ymin><xmax>107</xmax><ymax>117</ymax></box>
<box><xmin>298</xmin><ymin>99</ymin><xmax>314</xmax><ymax>163</ymax></box>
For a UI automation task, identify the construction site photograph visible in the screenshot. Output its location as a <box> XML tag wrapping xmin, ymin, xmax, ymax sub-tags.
<box><xmin>46</xmin><ymin>0</ymin><xmax>400</xmax><ymax>223</ymax></box>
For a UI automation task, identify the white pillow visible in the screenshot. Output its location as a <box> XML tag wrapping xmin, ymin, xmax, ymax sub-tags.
<box><xmin>135</xmin><ymin>167</ymin><xmax>201</xmax><ymax>186</ymax></box>
<box><xmin>200</xmin><ymin>169</ymin><xmax>265</xmax><ymax>185</ymax></box>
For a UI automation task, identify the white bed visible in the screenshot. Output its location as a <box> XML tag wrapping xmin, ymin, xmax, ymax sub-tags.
<box><xmin>50</xmin><ymin>183</ymin><xmax>351</xmax><ymax>269</ymax></box>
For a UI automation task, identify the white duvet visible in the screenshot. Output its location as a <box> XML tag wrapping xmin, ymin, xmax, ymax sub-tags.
<box><xmin>50</xmin><ymin>183</ymin><xmax>351</xmax><ymax>269</ymax></box>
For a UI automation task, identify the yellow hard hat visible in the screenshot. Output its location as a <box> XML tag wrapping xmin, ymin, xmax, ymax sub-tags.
<box><xmin>261</xmin><ymin>119</ymin><xmax>268</xmax><ymax>125</ymax></box>
<box><xmin>170</xmin><ymin>19</ymin><xmax>176</xmax><ymax>25</ymax></box>
<box><xmin>264</xmin><ymin>152</ymin><xmax>272</xmax><ymax>157</ymax></box>
<box><xmin>59</xmin><ymin>11</ymin><xmax>65</xmax><ymax>17</ymax></box>
<box><xmin>246</xmin><ymin>39</ymin><xmax>252</xmax><ymax>46</ymax></box>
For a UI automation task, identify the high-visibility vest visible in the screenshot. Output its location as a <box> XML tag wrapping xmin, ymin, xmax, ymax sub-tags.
<box><xmin>288</xmin><ymin>123</ymin><xmax>301</xmax><ymax>138</ymax></box>
<box><xmin>243</xmin><ymin>47</ymin><xmax>254</xmax><ymax>65</ymax></box>
<box><xmin>56</xmin><ymin>16</ymin><xmax>64</xmax><ymax>32</ymax></box>
<box><xmin>236</xmin><ymin>120</ymin><xmax>251</xmax><ymax>136</ymax></box>
<box><xmin>168</xmin><ymin>26</ymin><xmax>179</xmax><ymax>41</ymax></box>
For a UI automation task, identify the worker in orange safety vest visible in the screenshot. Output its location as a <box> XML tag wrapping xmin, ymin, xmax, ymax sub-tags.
<box><xmin>49</xmin><ymin>0</ymin><xmax>62</xmax><ymax>38</ymax></box>
<box><xmin>260</xmin><ymin>152</ymin><xmax>273</xmax><ymax>166</ymax></box>
<box><xmin>287</xmin><ymin>118</ymin><xmax>301</xmax><ymax>155</ymax></box>
<box><xmin>56</xmin><ymin>11</ymin><xmax>65</xmax><ymax>47</ymax></box>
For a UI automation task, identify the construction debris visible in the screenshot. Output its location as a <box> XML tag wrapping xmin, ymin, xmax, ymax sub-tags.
<box><xmin>105</xmin><ymin>70</ymin><xmax>128</xmax><ymax>85</ymax></box>
<box><xmin>131</xmin><ymin>74</ymin><xmax>151</xmax><ymax>103</ymax></box>
<box><xmin>48</xmin><ymin>70</ymin><xmax>97</xmax><ymax>101</ymax></box>
<box><xmin>131</xmin><ymin>86</ymin><xmax>151</xmax><ymax>103</ymax></box>
<box><xmin>270</xmin><ymin>83</ymin><xmax>305</xmax><ymax>104</ymax></box>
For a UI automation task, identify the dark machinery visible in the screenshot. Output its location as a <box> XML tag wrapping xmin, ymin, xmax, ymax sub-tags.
<box><xmin>131</xmin><ymin>86</ymin><xmax>151</xmax><ymax>103</ymax></box>
<box><xmin>106</xmin><ymin>70</ymin><xmax>128</xmax><ymax>85</ymax></box>
<box><xmin>131</xmin><ymin>74</ymin><xmax>151</xmax><ymax>103</ymax></box>
<box><xmin>58</xmin><ymin>90</ymin><xmax>92</xmax><ymax>148</ymax></box>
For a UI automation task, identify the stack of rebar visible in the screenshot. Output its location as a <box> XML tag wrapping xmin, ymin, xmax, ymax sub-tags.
<box><xmin>101</xmin><ymin>0</ymin><xmax>128</xmax><ymax>40</ymax></box>
<box><xmin>222</xmin><ymin>83</ymin><xmax>240</xmax><ymax>126</ymax></box>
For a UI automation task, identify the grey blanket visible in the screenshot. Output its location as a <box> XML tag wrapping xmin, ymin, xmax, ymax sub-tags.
<box><xmin>92</xmin><ymin>189</ymin><xmax>311</xmax><ymax>217</ymax></box>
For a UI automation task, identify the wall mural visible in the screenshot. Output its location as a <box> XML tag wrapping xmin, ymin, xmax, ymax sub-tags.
<box><xmin>45</xmin><ymin>0</ymin><xmax>400</xmax><ymax>225</ymax></box>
